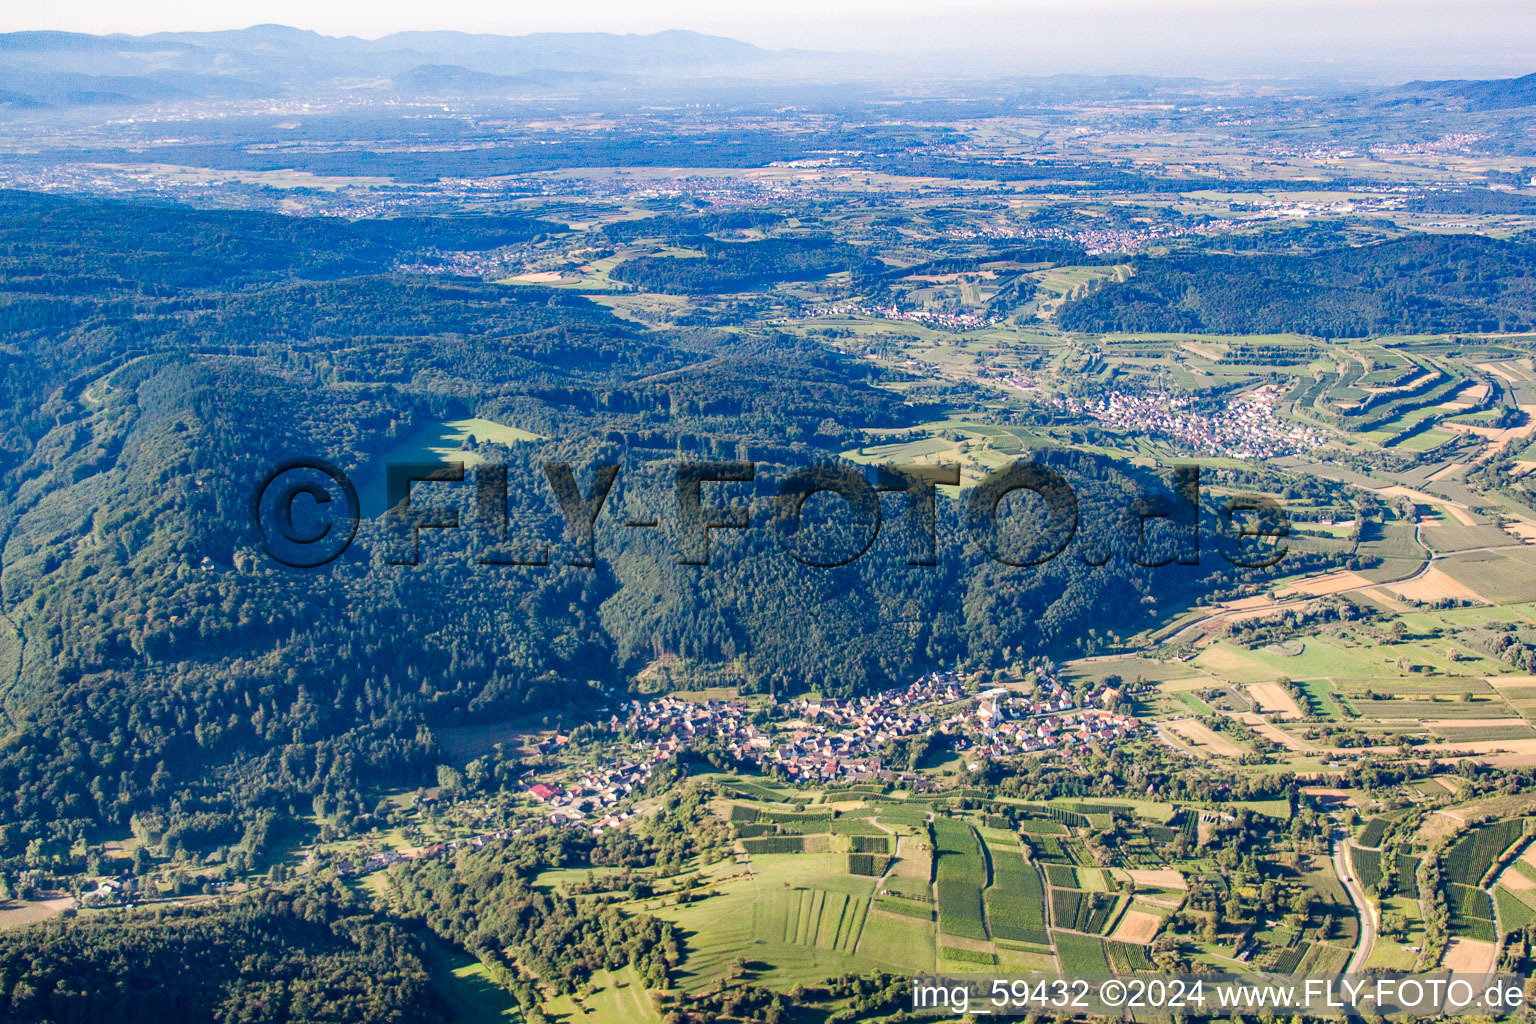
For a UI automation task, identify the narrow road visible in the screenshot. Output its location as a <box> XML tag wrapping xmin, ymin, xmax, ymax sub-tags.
<box><xmin>1333</xmin><ymin>835</ymin><xmax>1375</xmax><ymax>976</ymax></box>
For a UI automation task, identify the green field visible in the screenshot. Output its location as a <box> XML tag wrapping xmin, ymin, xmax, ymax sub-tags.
<box><xmin>355</xmin><ymin>415</ymin><xmax>543</xmax><ymax>516</ymax></box>
<box><xmin>1447</xmin><ymin>882</ymin><xmax>1498</xmax><ymax>941</ymax></box>
<box><xmin>982</xmin><ymin>833</ymin><xmax>1048</xmax><ymax>945</ymax></box>
<box><xmin>1053</xmin><ymin>931</ymin><xmax>1112</xmax><ymax>973</ymax></box>
<box><xmin>1438</xmin><ymin>549</ymin><xmax>1536</xmax><ymax>605</ymax></box>
<box><xmin>1358</xmin><ymin>818</ymin><xmax>1390</xmax><ymax>848</ymax></box>
<box><xmin>646</xmin><ymin>853</ymin><xmax>900</xmax><ymax>991</ymax></box>
<box><xmin>933</xmin><ymin>818</ymin><xmax>990</xmax><ymax>940</ymax></box>
<box><xmin>421</xmin><ymin>940</ymin><xmax>524</xmax><ymax>1023</ymax></box>
<box><xmin>1496</xmin><ymin>886</ymin><xmax>1536</xmax><ymax>933</ymax></box>
<box><xmin>1354</xmin><ymin>847</ymin><xmax>1384</xmax><ymax>892</ymax></box>
<box><xmin>541</xmin><ymin>967</ymin><xmax>658</xmax><ymax>1024</ymax></box>
<box><xmin>1050</xmin><ymin>889</ymin><xmax>1122</xmax><ymax>934</ymax></box>
<box><xmin>1444</xmin><ymin>820</ymin><xmax>1526</xmax><ymax>886</ymax></box>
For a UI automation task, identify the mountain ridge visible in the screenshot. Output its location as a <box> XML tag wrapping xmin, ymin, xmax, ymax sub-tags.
<box><xmin>0</xmin><ymin>25</ymin><xmax>784</xmax><ymax>106</ymax></box>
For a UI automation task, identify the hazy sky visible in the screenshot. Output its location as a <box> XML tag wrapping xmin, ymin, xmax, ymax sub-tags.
<box><xmin>3</xmin><ymin>0</ymin><xmax>1533</xmax><ymax>78</ymax></box>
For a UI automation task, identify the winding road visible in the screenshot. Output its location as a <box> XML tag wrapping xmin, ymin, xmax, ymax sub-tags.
<box><xmin>1333</xmin><ymin>835</ymin><xmax>1376</xmax><ymax>976</ymax></box>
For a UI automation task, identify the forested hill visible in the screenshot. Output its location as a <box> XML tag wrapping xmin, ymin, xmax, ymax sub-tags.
<box><xmin>0</xmin><ymin>189</ymin><xmax>563</xmax><ymax>291</ymax></box>
<box><xmin>610</xmin><ymin>237</ymin><xmax>878</xmax><ymax>294</ymax></box>
<box><xmin>0</xmin><ymin>883</ymin><xmax>451</xmax><ymax>1022</ymax></box>
<box><xmin>1057</xmin><ymin>233</ymin><xmax>1536</xmax><ymax>336</ymax></box>
<box><xmin>0</xmin><ymin>189</ymin><xmax>1239</xmax><ymax>864</ymax></box>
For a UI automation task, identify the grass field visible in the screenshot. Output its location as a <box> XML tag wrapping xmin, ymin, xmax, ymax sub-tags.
<box><xmin>1366</xmin><ymin>890</ymin><xmax>1426</xmax><ymax>972</ymax></box>
<box><xmin>420</xmin><ymin>940</ymin><xmax>524</xmax><ymax>1023</ymax></box>
<box><xmin>857</xmin><ymin>910</ymin><xmax>938</xmax><ymax>968</ymax></box>
<box><xmin>646</xmin><ymin>852</ymin><xmax>903</xmax><ymax>991</ymax></box>
<box><xmin>541</xmin><ymin>967</ymin><xmax>657</xmax><ymax>1024</ymax></box>
<box><xmin>874</xmin><ymin>895</ymin><xmax>933</xmax><ymax>920</ymax></box>
<box><xmin>354</xmin><ymin>415</ymin><xmax>544</xmax><ymax>517</ymax></box>
<box><xmin>1437</xmin><ymin>549</ymin><xmax>1536</xmax><ymax>605</ymax></box>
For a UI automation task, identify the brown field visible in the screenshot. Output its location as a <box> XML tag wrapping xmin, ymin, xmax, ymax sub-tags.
<box><xmin>1274</xmin><ymin>570</ymin><xmax>1374</xmax><ymax>597</ymax></box>
<box><xmin>1419</xmin><ymin>810</ymin><xmax>1468</xmax><ymax>843</ymax></box>
<box><xmin>1157</xmin><ymin>675</ymin><xmax>1223</xmax><ymax>693</ymax></box>
<box><xmin>1498</xmin><ymin>863</ymin><xmax>1536</xmax><ymax>891</ymax></box>
<box><xmin>1426</xmin><ymin>462</ymin><xmax>1466</xmax><ymax>484</ymax></box>
<box><xmin>1522</xmin><ymin>844</ymin><xmax>1536</xmax><ymax>870</ymax></box>
<box><xmin>1443</xmin><ymin>421</ymin><xmax>1508</xmax><ymax>441</ymax></box>
<box><xmin>1381</xmin><ymin>566</ymin><xmax>1489</xmax><ymax>604</ymax></box>
<box><xmin>1504</xmin><ymin>521</ymin><xmax>1536</xmax><ymax>541</ymax></box>
<box><xmin>1428</xmin><ymin>739</ymin><xmax>1536</xmax><ymax>764</ymax></box>
<box><xmin>1239</xmin><ymin>713</ymin><xmax>1317</xmax><ymax>751</ymax></box>
<box><xmin>1442</xmin><ymin>504</ymin><xmax>1480</xmax><ymax>527</ymax></box>
<box><xmin>1109</xmin><ymin>910</ymin><xmax>1163</xmax><ymax>944</ymax></box>
<box><xmin>1442</xmin><ymin>938</ymin><xmax>1498</xmax><ymax>975</ymax></box>
<box><xmin>1477</xmin><ymin>361</ymin><xmax>1527</xmax><ymax>384</ymax></box>
<box><xmin>1248</xmin><ymin>682</ymin><xmax>1305</xmax><ymax>719</ymax></box>
<box><xmin>1489</xmin><ymin>676</ymin><xmax>1536</xmax><ymax>690</ymax></box>
<box><xmin>1222</xmin><ymin>595</ymin><xmax>1276</xmax><ymax>610</ymax></box>
<box><xmin>1125</xmin><ymin>869</ymin><xmax>1187</xmax><ymax>890</ymax></box>
<box><xmin>1443</xmin><ymin>399</ymin><xmax>1536</xmax><ymax>461</ymax></box>
<box><xmin>1165</xmin><ymin>719</ymin><xmax>1245</xmax><ymax>757</ymax></box>
<box><xmin>0</xmin><ymin>896</ymin><xmax>73</xmax><ymax>930</ymax></box>
<box><xmin>1457</xmin><ymin>741</ymin><xmax>1536</xmax><ymax>766</ymax></box>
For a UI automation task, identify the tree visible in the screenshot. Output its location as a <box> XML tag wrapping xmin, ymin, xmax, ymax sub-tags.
<box><xmin>436</xmin><ymin>765</ymin><xmax>464</xmax><ymax>796</ymax></box>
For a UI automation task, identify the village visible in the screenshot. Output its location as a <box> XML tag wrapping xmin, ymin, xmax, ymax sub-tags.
<box><xmin>807</xmin><ymin>300</ymin><xmax>1005</xmax><ymax>331</ymax></box>
<box><xmin>1056</xmin><ymin>385</ymin><xmax>1328</xmax><ymax>458</ymax></box>
<box><xmin>519</xmin><ymin>668</ymin><xmax>1144</xmax><ymax>806</ymax></box>
<box><xmin>943</xmin><ymin>217</ymin><xmax>1233</xmax><ymax>255</ymax></box>
<box><xmin>60</xmin><ymin>670</ymin><xmax>1138</xmax><ymax>914</ymax></box>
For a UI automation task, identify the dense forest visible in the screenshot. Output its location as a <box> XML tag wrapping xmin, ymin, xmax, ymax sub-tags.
<box><xmin>12</xmin><ymin>124</ymin><xmax>948</xmax><ymax>182</ymax></box>
<box><xmin>0</xmin><ymin>884</ymin><xmax>448</xmax><ymax>1023</ymax></box>
<box><xmin>1058</xmin><ymin>233</ymin><xmax>1536</xmax><ymax>336</ymax></box>
<box><xmin>0</xmin><ymin>189</ymin><xmax>1285</xmax><ymax>867</ymax></box>
<box><xmin>610</xmin><ymin>237</ymin><xmax>877</xmax><ymax>294</ymax></box>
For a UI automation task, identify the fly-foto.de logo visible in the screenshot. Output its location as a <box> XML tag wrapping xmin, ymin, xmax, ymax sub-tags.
<box><xmin>251</xmin><ymin>458</ymin><xmax>1289</xmax><ymax>571</ymax></box>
